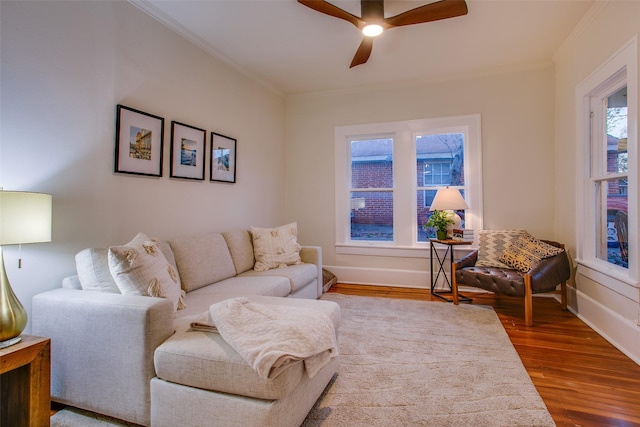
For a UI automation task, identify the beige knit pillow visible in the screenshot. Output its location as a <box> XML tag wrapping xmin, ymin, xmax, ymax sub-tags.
<box><xmin>108</xmin><ymin>232</ymin><xmax>185</xmax><ymax>312</ymax></box>
<box><xmin>250</xmin><ymin>222</ymin><xmax>302</xmax><ymax>272</ymax></box>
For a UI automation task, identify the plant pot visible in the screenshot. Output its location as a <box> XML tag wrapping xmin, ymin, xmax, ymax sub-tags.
<box><xmin>436</xmin><ymin>230</ymin><xmax>447</xmax><ymax>240</ymax></box>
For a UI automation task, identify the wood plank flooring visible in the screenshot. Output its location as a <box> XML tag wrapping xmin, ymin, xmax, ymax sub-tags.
<box><xmin>328</xmin><ymin>283</ymin><xmax>640</xmax><ymax>427</ymax></box>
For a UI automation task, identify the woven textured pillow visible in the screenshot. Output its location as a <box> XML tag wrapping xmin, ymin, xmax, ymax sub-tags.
<box><xmin>250</xmin><ymin>222</ymin><xmax>302</xmax><ymax>272</ymax></box>
<box><xmin>108</xmin><ymin>232</ymin><xmax>185</xmax><ymax>311</ymax></box>
<box><xmin>498</xmin><ymin>233</ymin><xmax>564</xmax><ymax>272</ymax></box>
<box><xmin>475</xmin><ymin>229</ymin><xmax>526</xmax><ymax>268</ymax></box>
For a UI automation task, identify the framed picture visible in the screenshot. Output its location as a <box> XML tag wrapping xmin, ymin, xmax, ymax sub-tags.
<box><xmin>170</xmin><ymin>121</ymin><xmax>206</xmax><ymax>180</ymax></box>
<box><xmin>115</xmin><ymin>104</ymin><xmax>164</xmax><ymax>177</ymax></box>
<box><xmin>210</xmin><ymin>132</ymin><xmax>237</xmax><ymax>183</ymax></box>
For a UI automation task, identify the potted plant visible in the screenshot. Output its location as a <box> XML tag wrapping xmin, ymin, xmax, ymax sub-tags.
<box><xmin>425</xmin><ymin>210</ymin><xmax>455</xmax><ymax>240</ymax></box>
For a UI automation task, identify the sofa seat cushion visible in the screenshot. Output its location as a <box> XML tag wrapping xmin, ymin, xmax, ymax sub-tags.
<box><xmin>155</xmin><ymin>296</ymin><xmax>341</xmax><ymax>401</ymax></box>
<box><xmin>238</xmin><ymin>263</ymin><xmax>317</xmax><ymax>293</ymax></box>
<box><xmin>175</xmin><ymin>277</ymin><xmax>291</xmax><ymax>322</ymax></box>
<box><xmin>155</xmin><ymin>330</ymin><xmax>305</xmax><ymax>401</ymax></box>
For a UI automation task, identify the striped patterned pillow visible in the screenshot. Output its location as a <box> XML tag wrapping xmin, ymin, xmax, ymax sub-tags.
<box><xmin>475</xmin><ymin>229</ymin><xmax>527</xmax><ymax>268</ymax></box>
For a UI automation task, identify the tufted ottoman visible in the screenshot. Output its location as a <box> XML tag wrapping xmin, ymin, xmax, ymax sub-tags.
<box><xmin>151</xmin><ymin>295</ymin><xmax>340</xmax><ymax>427</ymax></box>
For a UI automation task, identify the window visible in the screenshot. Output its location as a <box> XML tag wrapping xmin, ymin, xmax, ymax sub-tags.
<box><xmin>335</xmin><ymin>115</ymin><xmax>483</xmax><ymax>256</ymax></box>
<box><xmin>595</xmin><ymin>87</ymin><xmax>629</xmax><ymax>268</ymax></box>
<box><xmin>576</xmin><ymin>37</ymin><xmax>637</xmax><ymax>284</ymax></box>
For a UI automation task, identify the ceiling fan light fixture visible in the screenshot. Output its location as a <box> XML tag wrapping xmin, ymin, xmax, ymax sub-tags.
<box><xmin>362</xmin><ymin>24</ymin><xmax>383</xmax><ymax>37</ymax></box>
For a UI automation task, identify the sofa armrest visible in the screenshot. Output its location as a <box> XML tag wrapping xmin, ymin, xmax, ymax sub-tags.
<box><xmin>528</xmin><ymin>250</ymin><xmax>571</xmax><ymax>293</ymax></box>
<box><xmin>32</xmin><ymin>288</ymin><xmax>175</xmax><ymax>426</ymax></box>
<box><xmin>300</xmin><ymin>245</ymin><xmax>323</xmax><ymax>298</ymax></box>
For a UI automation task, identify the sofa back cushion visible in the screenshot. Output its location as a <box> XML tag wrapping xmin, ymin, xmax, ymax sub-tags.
<box><xmin>169</xmin><ymin>232</ymin><xmax>236</xmax><ymax>292</ymax></box>
<box><xmin>222</xmin><ymin>230</ymin><xmax>255</xmax><ymax>274</ymax></box>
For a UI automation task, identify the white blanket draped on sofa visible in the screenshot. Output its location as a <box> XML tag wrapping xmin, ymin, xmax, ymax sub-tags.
<box><xmin>208</xmin><ymin>297</ymin><xmax>338</xmax><ymax>380</ymax></box>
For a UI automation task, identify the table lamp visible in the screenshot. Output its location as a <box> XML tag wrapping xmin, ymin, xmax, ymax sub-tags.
<box><xmin>0</xmin><ymin>190</ymin><xmax>52</xmax><ymax>348</ymax></box>
<box><xmin>429</xmin><ymin>187</ymin><xmax>468</xmax><ymax>237</ymax></box>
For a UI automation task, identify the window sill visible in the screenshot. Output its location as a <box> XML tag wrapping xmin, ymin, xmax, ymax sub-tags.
<box><xmin>335</xmin><ymin>243</ymin><xmax>475</xmax><ymax>258</ymax></box>
<box><xmin>575</xmin><ymin>258</ymin><xmax>639</xmax><ymax>300</ymax></box>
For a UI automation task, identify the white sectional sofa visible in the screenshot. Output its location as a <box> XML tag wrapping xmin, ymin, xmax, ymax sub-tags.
<box><xmin>32</xmin><ymin>226</ymin><xmax>340</xmax><ymax>426</ymax></box>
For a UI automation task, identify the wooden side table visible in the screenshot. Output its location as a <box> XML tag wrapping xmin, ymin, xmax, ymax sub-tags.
<box><xmin>429</xmin><ymin>238</ymin><xmax>473</xmax><ymax>302</ymax></box>
<box><xmin>0</xmin><ymin>335</ymin><xmax>51</xmax><ymax>427</ymax></box>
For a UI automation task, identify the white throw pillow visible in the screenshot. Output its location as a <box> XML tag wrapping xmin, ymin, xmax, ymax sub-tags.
<box><xmin>250</xmin><ymin>222</ymin><xmax>302</xmax><ymax>272</ymax></box>
<box><xmin>108</xmin><ymin>232</ymin><xmax>185</xmax><ymax>312</ymax></box>
<box><xmin>75</xmin><ymin>248</ymin><xmax>121</xmax><ymax>293</ymax></box>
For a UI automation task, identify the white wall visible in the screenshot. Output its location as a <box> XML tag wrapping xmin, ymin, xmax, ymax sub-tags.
<box><xmin>285</xmin><ymin>65</ymin><xmax>557</xmax><ymax>286</ymax></box>
<box><xmin>0</xmin><ymin>1</ymin><xmax>286</xmax><ymax>332</ymax></box>
<box><xmin>553</xmin><ymin>1</ymin><xmax>640</xmax><ymax>363</ymax></box>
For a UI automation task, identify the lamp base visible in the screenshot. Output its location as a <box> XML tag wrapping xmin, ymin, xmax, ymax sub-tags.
<box><xmin>0</xmin><ymin>335</ymin><xmax>22</xmax><ymax>349</ymax></box>
<box><xmin>0</xmin><ymin>247</ymin><xmax>28</xmax><ymax>347</ymax></box>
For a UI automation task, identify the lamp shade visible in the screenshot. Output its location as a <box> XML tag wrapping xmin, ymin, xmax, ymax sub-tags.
<box><xmin>429</xmin><ymin>187</ymin><xmax>468</xmax><ymax>211</ymax></box>
<box><xmin>0</xmin><ymin>191</ymin><xmax>52</xmax><ymax>245</ymax></box>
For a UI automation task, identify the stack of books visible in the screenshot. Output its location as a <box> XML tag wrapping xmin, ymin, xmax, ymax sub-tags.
<box><xmin>452</xmin><ymin>229</ymin><xmax>474</xmax><ymax>241</ymax></box>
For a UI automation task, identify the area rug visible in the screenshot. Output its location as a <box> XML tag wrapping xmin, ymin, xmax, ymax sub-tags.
<box><xmin>303</xmin><ymin>293</ymin><xmax>554</xmax><ymax>427</ymax></box>
<box><xmin>52</xmin><ymin>294</ymin><xmax>553</xmax><ymax>427</ymax></box>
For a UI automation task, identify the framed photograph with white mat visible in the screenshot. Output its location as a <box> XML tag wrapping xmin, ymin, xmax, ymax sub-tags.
<box><xmin>114</xmin><ymin>104</ymin><xmax>164</xmax><ymax>177</ymax></box>
<box><xmin>170</xmin><ymin>121</ymin><xmax>206</xmax><ymax>180</ymax></box>
<box><xmin>210</xmin><ymin>132</ymin><xmax>236</xmax><ymax>183</ymax></box>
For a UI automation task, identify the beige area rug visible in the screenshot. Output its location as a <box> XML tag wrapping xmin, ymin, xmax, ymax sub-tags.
<box><xmin>52</xmin><ymin>294</ymin><xmax>553</xmax><ymax>427</ymax></box>
<box><xmin>303</xmin><ymin>293</ymin><xmax>554</xmax><ymax>427</ymax></box>
<box><xmin>50</xmin><ymin>407</ymin><xmax>142</xmax><ymax>427</ymax></box>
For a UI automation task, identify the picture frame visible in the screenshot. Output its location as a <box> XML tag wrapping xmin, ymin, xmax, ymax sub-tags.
<box><xmin>210</xmin><ymin>132</ymin><xmax>237</xmax><ymax>183</ymax></box>
<box><xmin>115</xmin><ymin>104</ymin><xmax>164</xmax><ymax>177</ymax></box>
<box><xmin>170</xmin><ymin>121</ymin><xmax>206</xmax><ymax>180</ymax></box>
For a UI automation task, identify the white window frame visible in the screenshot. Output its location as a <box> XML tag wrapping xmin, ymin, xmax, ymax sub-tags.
<box><xmin>576</xmin><ymin>36</ymin><xmax>638</xmax><ymax>290</ymax></box>
<box><xmin>335</xmin><ymin>114</ymin><xmax>483</xmax><ymax>257</ymax></box>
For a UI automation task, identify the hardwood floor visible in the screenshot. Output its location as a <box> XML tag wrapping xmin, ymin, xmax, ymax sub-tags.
<box><xmin>328</xmin><ymin>283</ymin><xmax>640</xmax><ymax>427</ymax></box>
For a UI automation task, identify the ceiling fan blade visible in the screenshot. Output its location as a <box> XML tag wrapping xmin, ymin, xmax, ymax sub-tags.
<box><xmin>350</xmin><ymin>37</ymin><xmax>374</xmax><ymax>68</ymax></box>
<box><xmin>385</xmin><ymin>0</ymin><xmax>468</xmax><ymax>27</ymax></box>
<box><xmin>298</xmin><ymin>0</ymin><xmax>363</xmax><ymax>28</ymax></box>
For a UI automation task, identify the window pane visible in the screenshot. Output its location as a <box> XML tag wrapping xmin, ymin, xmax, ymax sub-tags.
<box><xmin>416</xmin><ymin>133</ymin><xmax>465</xmax><ymax>242</ymax></box>
<box><xmin>350</xmin><ymin>191</ymin><xmax>393</xmax><ymax>241</ymax></box>
<box><xmin>416</xmin><ymin>133</ymin><xmax>464</xmax><ymax>186</ymax></box>
<box><xmin>351</xmin><ymin>138</ymin><xmax>393</xmax><ymax>189</ymax></box>
<box><xmin>597</xmin><ymin>179</ymin><xmax>628</xmax><ymax>268</ymax></box>
<box><xmin>606</xmin><ymin>87</ymin><xmax>628</xmax><ymax>174</ymax></box>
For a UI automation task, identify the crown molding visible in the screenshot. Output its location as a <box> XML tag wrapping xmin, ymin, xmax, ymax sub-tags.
<box><xmin>553</xmin><ymin>0</ymin><xmax>611</xmax><ymax>63</ymax></box>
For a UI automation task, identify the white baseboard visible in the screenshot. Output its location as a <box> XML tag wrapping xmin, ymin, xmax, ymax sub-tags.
<box><xmin>558</xmin><ymin>289</ymin><xmax>640</xmax><ymax>366</ymax></box>
<box><xmin>323</xmin><ymin>265</ymin><xmax>429</xmax><ymax>289</ymax></box>
<box><xmin>324</xmin><ymin>265</ymin><xmax>562</xmax><ymax>294</ymax></box>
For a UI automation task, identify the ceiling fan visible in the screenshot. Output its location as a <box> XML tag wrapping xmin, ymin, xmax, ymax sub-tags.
<box><xmin>298</xmin><ymin>0</ymin><xmax>468</xmax><ymax>68</ymax></box>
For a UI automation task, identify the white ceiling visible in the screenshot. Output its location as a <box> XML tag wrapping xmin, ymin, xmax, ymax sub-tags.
<box><xmin>132</xmin><ymin>0</ymin><xmax>595</xmax><ymax>95</ymax></box>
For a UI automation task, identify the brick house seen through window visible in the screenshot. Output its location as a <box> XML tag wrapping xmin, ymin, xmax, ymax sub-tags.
<box><xmin>350</xmin><ymin>133</ymin><xmax>466</xmax><ymax>242</ymax></box>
